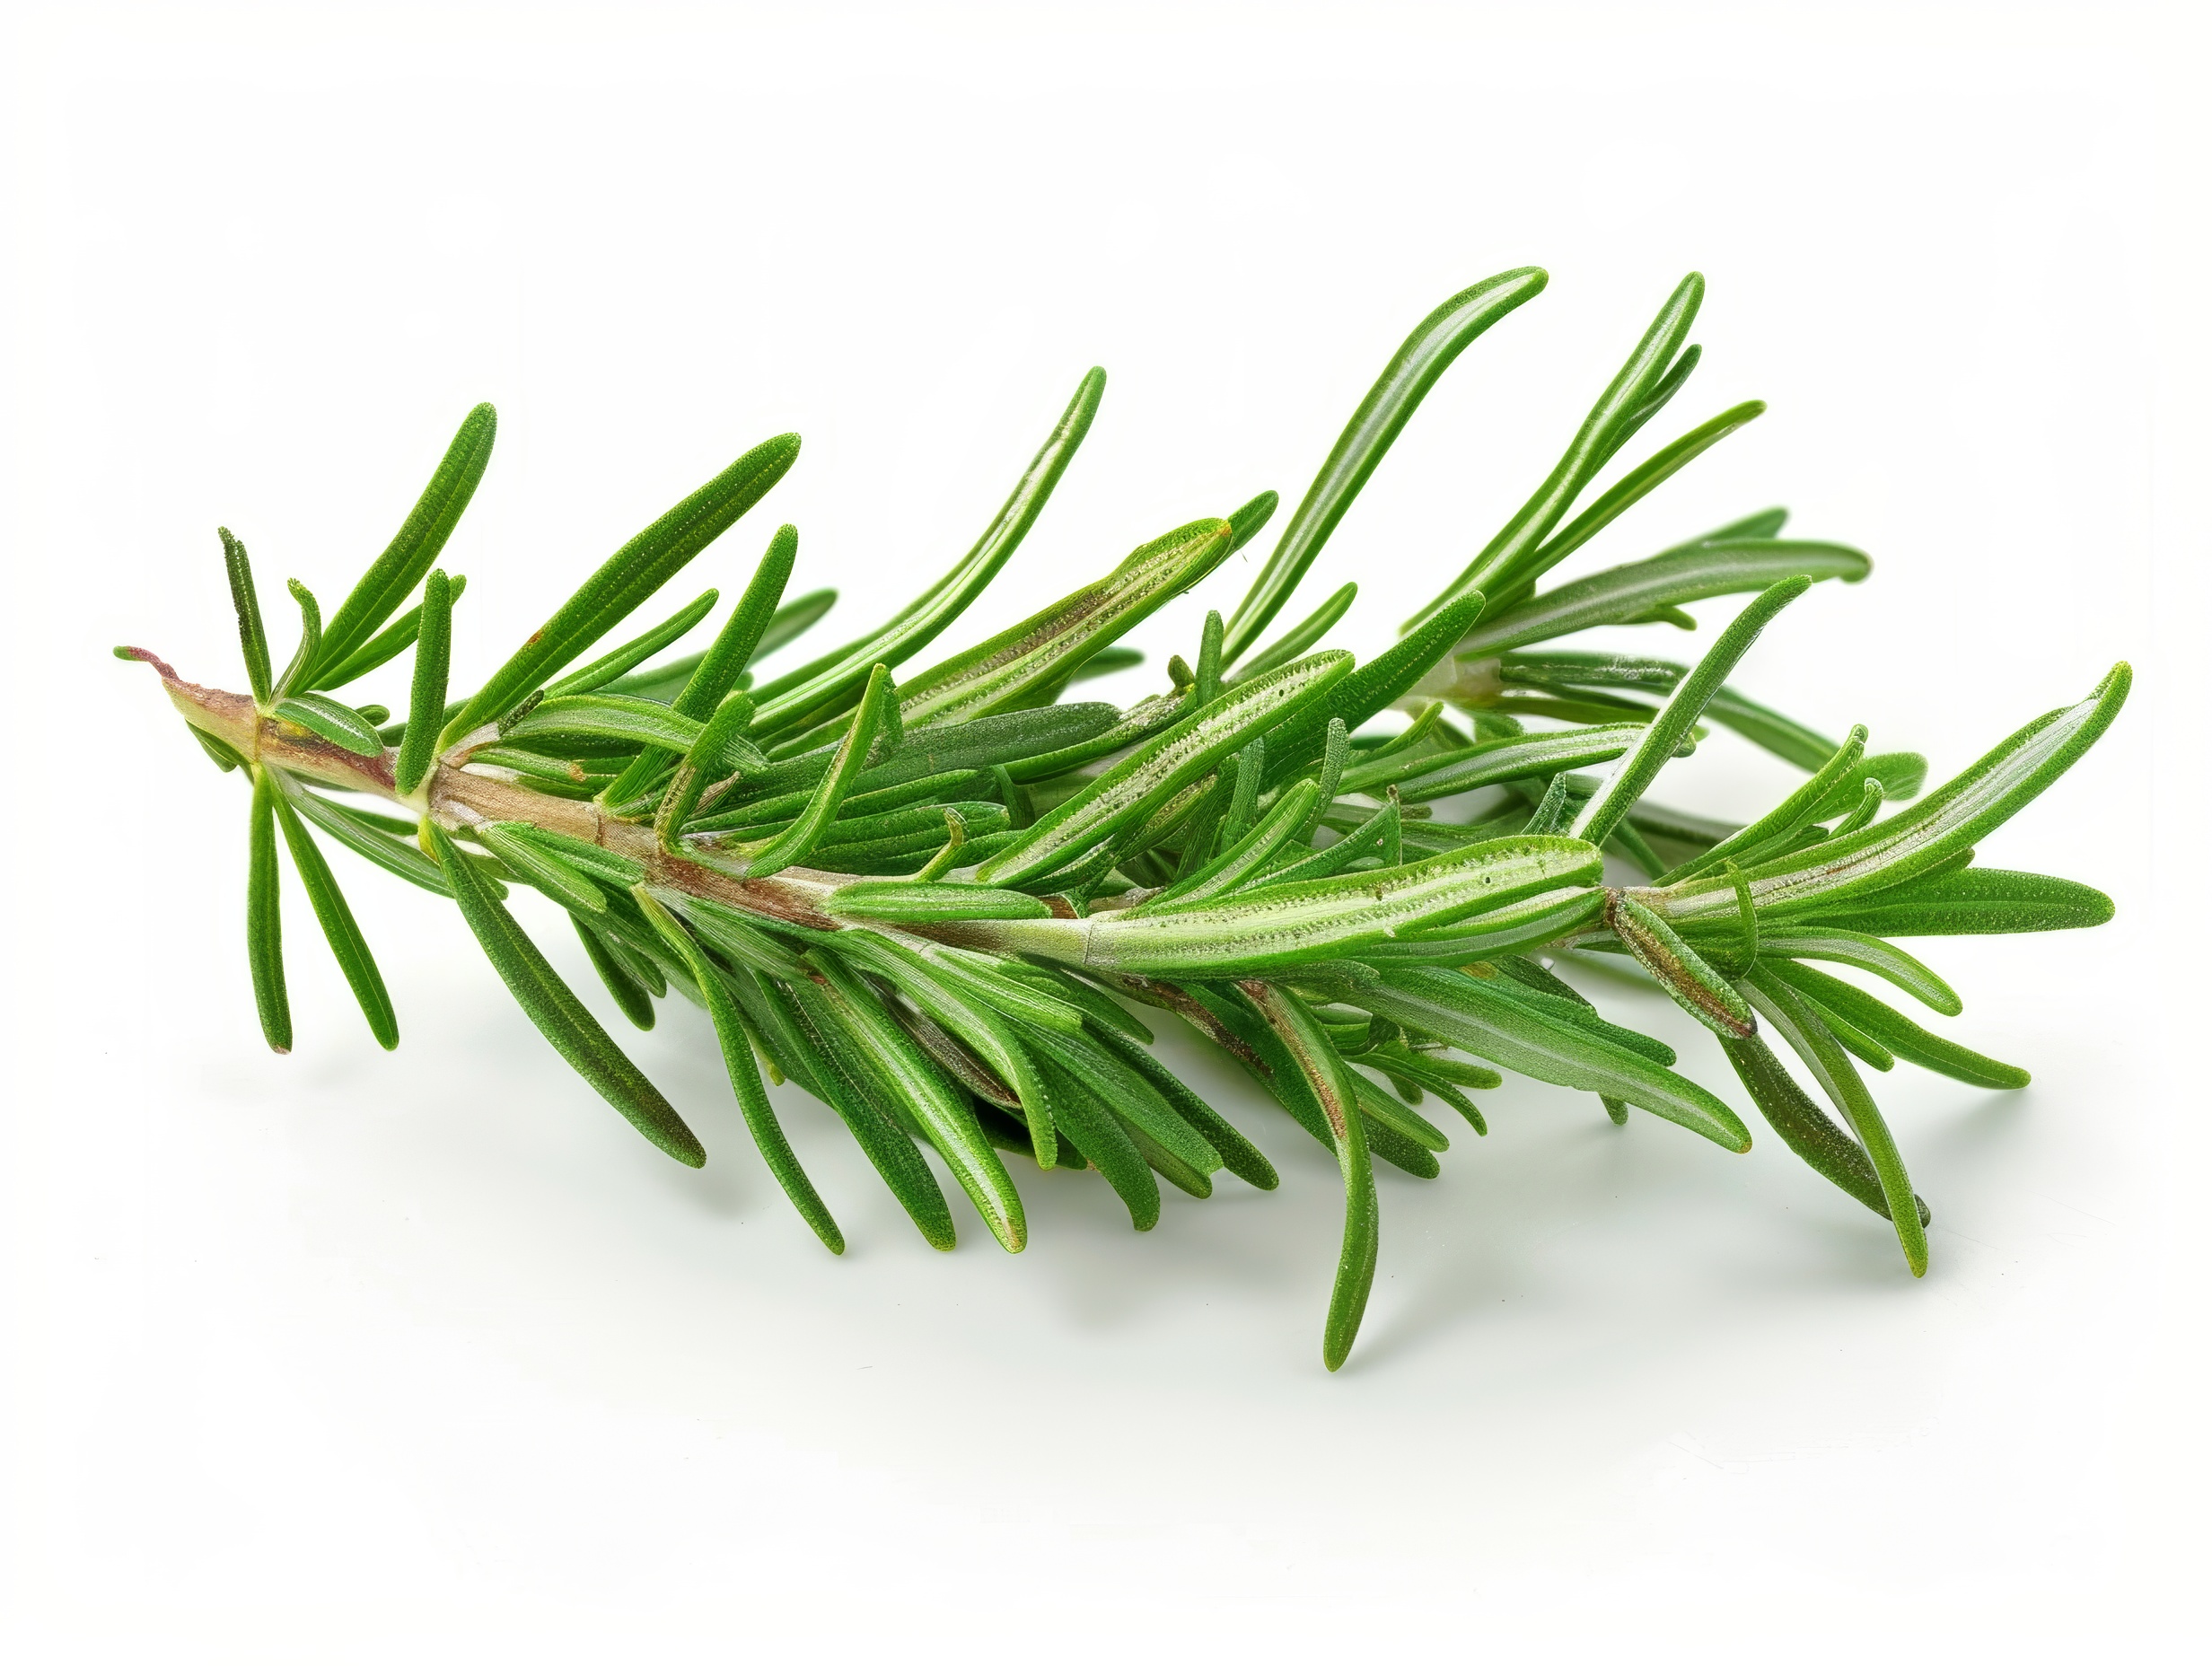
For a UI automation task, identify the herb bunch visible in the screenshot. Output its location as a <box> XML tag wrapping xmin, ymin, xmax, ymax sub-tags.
<box><xmin>122</xmin><ymin>268</ymin><xmax>2125</xmax><ymax>1370</ymax></box>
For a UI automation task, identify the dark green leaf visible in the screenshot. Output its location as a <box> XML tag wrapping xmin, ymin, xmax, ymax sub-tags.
<box><xmin>247</xmin><ymin>770</ymin><xmax>291</xmax><ymax>1052</ymax></box>
<box><xmin>270</xmin><ymin>789</ymin><xmax>398</xmax><ymax>1048</ymax></box>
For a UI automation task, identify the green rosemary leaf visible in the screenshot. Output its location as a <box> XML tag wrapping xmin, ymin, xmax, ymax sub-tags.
<box><xmin>654</xmin><ymin>692</ymin><xmax>760</xmax><ymax>845</ymax></box>
<box><xmin>1741</xmin><ymin>970</ymin><xmax>1926</xmax><ymax>1275</ymax></box>
<box><xmin>636</xmin><ymin>896</ymin><xmax>843</xmax><ymax>1250</ymax></box>
<box><xmin>269</xmin><ymin>790</ymin><xmax>398</xmax><ymax>1048</ymax></box>
<box><xmin>1356</xmin><ymin>723</ymin><xmax>1660</xmax><ymax>803</ymax></box>
<box><xmin>741</xmin><ymin>665</ymin><xmax>893</xmax><ymax>877</ymax></box>
<box><xmin>750</xmin><ymin>370</ymin><xmax>1102</xmax><ymax>737</ymax></box>
<box><xmin>574</xmin><ymin>916</ymin><xmax>656</xmax><ymax>1030</ymax></box>
<box><xmin>1742</xmin><ymin>929</ymin><xmax>1955</xmax><ymax>1008</ymax></box>
<box><xmin>1571</xmin><ymin>578</ymin><xmax>1810</xmax><ymax>849</ymax></box>
<box><xmin>891</xmin><ymin>517</ymin><xmax>1236</xmax><ymax>730</ymax></box>
<box><xmin>1260</xmin><ymin>594</ymin><xmax>1488</xmax><ymax>790</ymax></box>
<box><xmin>1718</xmin><ymin>1030</ymin><xmax>1928</xmax><ymax>1226</ymax></box>
<box><xmin>663</xmin><ymin>895</ymin><xmax>805</xmax><ymax>978</ymax></box>
<box><xmin>311</xmin><ymin>403</ymin><xmax>496</xmax><ymax>681</ymax></box>
<box><xmin>1456</xmin><ymin>539</ymin><xmax>1869</xmax><ymax>657</ymax></box>
<box><xmin>547</xmin><ymin>589</ymin><xmax>719</xmax><ymax>698</ymax></box>
<box><xmin>271</xmin><ymin>692</ymin><xmax>387</xmax><ymax>758</ymax></box>
<box><xmin>1655</xmin><ymin>664</ymin><xmax>2132</xmax><ymax>928</ymax></box>
<box><xmin>1227</xmin><ymin>489</ymin><xmax>1280</xmax><ymax>553</ymax></box>
<box><xmin>1242</xmin><ymin>981</ymin><xmax>1378</xmax><ymax>1372</ymax></box>
<box><xmin>1039</xmin><ymin>1056</ymin><xmax>1160</xmax><ymax>1229</ymax></box>
<box><xmin>992</xmin><ymin>836</ymin><xmax>1600</xmax><ymax>979</ymax></box>
<box><xmin>1661</xmin><ymin>725</ymin><xmax>1869</xmax><ymax>882</ymax></box>
<box><xmin>426</xmin><ymin>822</ymin><xmax>703</xmax><ymax>1166</ymax></box>
<box><xmin>1604</xmin><ymin>890</ymin><xmax>1755</xmax><ymax>1039</ymax></box>
<box><xmin>1414</xmin><ymin>272</ymin><xmax>1704</xmax><ymax>627</ymax></box>
<box><xmin>443</xmin><ymin>431</ymin><xmax>799</xmax><ymax>747</ymax></box>
<box><xmin>500</xmin><ymin>692</ymin><xmax>702</xmax><ymax>754</ymax></box>
<box><xmin>1087</xmin><ymin>1027</ymin><xmax>1278</xmax><ymax>1191</ymax></box>
<box><xmin>1020</xmin><ymin>1024</ymin><xmax>1221</xmax><ymax>1178</ymax></box>
<box><xmin>999</xmin><ymin>962</ymin><xmax>1155</xmax><ymax>1044</ymax></box>
<box><xmin>393</xmin><ymin>569</ymin><xmax>453</xmax><ymax>795</ymax></box>
<box><xmin>246</xmin><ymin>770</ymin><xmax>291</xmax><ymax>1052</ymax></box>
<box><xmin>824</xmin><ymin>882</ymin><xmax>1052</xmax><ymax>924</ymax></box>
<box><xmin>312</xmin><ymin>574</ymin><xmax>469</xmax><ymax>692</ymax></box>
<box><xmin>1350</xmin><ymin>1070</ymin><xmax>1450</xmax><ymax>1153</ymax></box>
<box><xmin>1225</xmin><ymin>266</ymin><xmax>1547</xmax><ymax>660</ymax></box>
<box><xmin>1758</xmin><ymin>959</ymin><xmax>2027</xmax><ymax>1089</ymax></box>
<box><xmin>1192</xmin><ymin>609</ymin><xmax>1226</xmax><ymax>713</ymax></box>
<box><xmin>832</xmin><ymin>933</ymin><xmax>1059</xmax><ymax>1168</ymax></box>
<box><xmin>731</xmin><ymin>702</ymin><xmax>1122</xmax><ymax>807</ymax></box>
<box><xmin>1500</xmin><ymin>401</ymin><xmax>1768</xmax><ymax>598</ymax></box>
<box><xmin>275</xmin><ymin>579</ymin><xmax>322</xmax><ymax>697</ymax></box>
<box><xmin>1137</xmin><ymin>778</ymin><xmax>1320</xmax><ymax>910</ymax></box>
<box><xmin>467</xmin><ymin>821</ymin><xmax>610</xmax><ymax>913</ymax></box>
<box><xmin>282</xmin><ymin>786</ymin><xmax>460</xmax><ymax>897</ymax></box>
<box><xmin>811</xmin><ymin>954</ymin><xmax>1026</xmax><ymax>1252</ymax></box>
<box><xmin>1786</xmin><ymin>867</ymin><xmax>2115</xmax><ymax>937</ymax></box>
<box><xmin>1231</xmin><ymin>583</ymin><xmax>1358</xmax><ymax>684</ymax></box>
<box><xmin>977</xmin><ymin>652</ymin><xmax>1354</xmax><ymax>887</ymax></box>
<box><xmin>1701</xmin><ymin>684</ymin><xmax>1858</xmax><ymax>779</ymax></box>
<box><xmin>223</xmin><ymin>528</ymin><xmax>276</xmax><ymax>706</ymax></box>
<box><xmin>1067</xmin><ymin>645</ymin><xmax>1144</xmax><ymax>683</ymax></box>
<box><xmin>1356</xmin><ymin>967</ymin><xmax>1751</xmax><ymax>1150</ymax></box>
<box><xmin>769</xmin><ymin>973</ymin><xmax>957</xmax><ymax>1248</ymax></box>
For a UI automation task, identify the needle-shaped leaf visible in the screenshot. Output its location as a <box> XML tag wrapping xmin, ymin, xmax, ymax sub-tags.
<box><xmin>393</xmin><ymin>569</ymin><xmax>453</xmax><ymax>795</ymax></box>
<box><xmin>281</xmin><ymin>785</ymin><xmax>461</xmax><ymax>897</ymax></box>
<box><xmin>810</xmin><ymin>954</ymin><xmax>1026</xmax><ymax>1252</ymax></box>
<box><xmin>1741</xmin><ymin>969</ymin><xmax>1926</xmax><ymax>1275</ymax></box>
<box><xmin>976</xmin><ymin>652</ymin><xmax>1354</xmax><ymax>887</ymax></box>
<box><xmin>636</xmin><ymin>896</ymin><xmax>842</xmax><ymax>1250</ymax></box>
<box><xmin>1758</xmin><ymin>959</ymin><xmax>2028</xmax><ymax>1088</ymax></box>
<box><xmin>1750</xmin><ymin>930</ymin><xmax>1960</xmax><ymax>1014</ymax></box>
<box><xmin>1569</xmin><ymin>578</ymin><xmax>1809</xmax><ymax>849</ymax></box>
<box><xmin>1086</xmin><ymin>1027</ymin><xmax>1278</xmax><ymax>1191</ymax></box>
<box><xmin>1660</xmin><ymin>724</ymin><xmax>1868</xmax><ymax>882</ymax></box>
<box><xmin>1225</xmin><ymin>267</ymin><xmax>1548</xmax><ymax>661</ymax></box>
<box><xmin>271</xmin><ymin>692</ymin><xmax>388</xmax><ymax>758</ymax></box>
<box><xmin>498</xmin><ymin>694</ymin><xmax>757</xmax><ymax>770</ymax></box>
<box><xmin>1242</xmin><ymin>981</ymin><xmax>1378</xmax><ymax>1372</ymax></box>
<box><xmin>976</xmin><ymin>835</ymin><xmax>1600</xmax><ymax>979</ymax></box>
<box><xmin>1260</xmin><ymin>594</ymin><xmax>1488</xmax><ymax>790</ymax></box>
<box><xmin>741</xmin><ymin>665</ymin><xmax>893</xmax><ymax>878</ymax></box>
<box><xmin>824</xmin><ymin>882</ymin><xmax>1053</xmax><ymax>923</ymax></box>
<box><xmin>426</xmin><ymin>822</ymin><xmax>704</xmax><ymax>1166</ymax></box>
<box><xmin>246</xmin><ymin>769</ymin><xmax>291</xmax><ymax>1051</ymax></box>
<box><xmin>269</xmin><ymin>789</ymin><xmax>398</xmax><ymax>1048</ymax></box>
<box><xmin>442</xmin><ymin>431</ymin><xmax>799</xmax><ymax>747</ymax></box>
<box><xmin>275</xmin><ymin>579</ymin><xmax>321</xmax><ymax>697</ymax></box>
<box><xmin>1355</xmin><ymin>966</ymin><xmax>1751</xmax><ymax>1149</ymax></box>
<box><xmin>469</xmin><ymin>821</ymin><xmax>610</xmax><ymax>913</ymax></box>
<box><xmin>1356</xmin><ymin>723</ymin><xmax>1661</xmax><ymax>803</ymax></box>
<box><xmin>750</xmin><ymin>370</ymin><xmax>1102</xmax><ymax>738</ymax></box>
<box><xmin>312</xmin><ymin>574</ymin><xmax>469</xmax><ymax>692</ymax></box>
<box><xmin>1411</xmin><ymin>272</ymin><xmax>1704</xmax><ymax>628</ymax></box>
<box><xmin>223</xmin><ymin>528</ymin><xmax>276</xmax><ymax>706</ymax></box>
<box><xmin>311</xmin><ymin>403</ymin><xmax>496</xmax><ymax>680</ymax></box>
<box><xmin>768</xmin><ymin>973</ymin><xmax>956</xmax><ymax>1248</ymax></box>
<box><xmin>1650</xmin><ymin>664</ymin><xmax>2131</xmax><ymax>929</ymax></box>
<box><xmin>654</xmin><ymin>692</ymin><xmax>761</xmax><ymax>844</ymax></box>
<box><xmin>547</xmin><ymin>589</ymin><xmax>720</xmax><ymax>698</ymax></box>
<box><xmin>1136</xmin><ymin>778</ymin><xmax>1320</xmax><ymax>910</ymax></box>
<box><xmin>601</xmin><ymin>524</ymin><xmax>799</xmax><ymax>806</ymax></box>
<box><xmin>1455</xmin><ymin>539</ymin><xmax>1869</xmax><ymax>656</ymax></box>
<box><xmin>1718</xmin><ymin>1031</ymin><xmax>1929</xmax><ymax>1227</ymax></box>
<box><xmin>1784</xmin><ymin>866</ymin><xmax>2115</xmax><ymax>937</ymax></box>
<box><xmin>1231</xmin><ymin>583</ymin><xmax>1358</xmax><ymax>684</ymax></box>
<box><xmin>1604</xmin><ymin>890</ymin><xmax>1755</xmax><ymax>1038</ymax></box>
<box><xmin>574</xmin><ymin>916</ymin><xmax>657</xmax><ymax>1030</ymax></box>
<box><xmin>891</xmin><ymin>518</ymin><xmax>1236</xmax><ymax>730</ymax></box>
<box><xmin>1492</xmin><ymin>401</ymin><xmax>1768</xmax><ymax>607</ymax></box>
<box><xmin>1038</xmin><ymin>1055</ymin><xmax>1160</xmax><ymax>1229</ymax></box>
<box><xmin>1018</xmin><ymin>1023</ymin><xmax>1220</xmax><ymax>1179</ymax></box>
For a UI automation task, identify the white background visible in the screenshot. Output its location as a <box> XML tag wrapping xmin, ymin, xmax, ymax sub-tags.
<box><xmin>4</xmin><ymin>2</ymin><xmax>2206</xmax><ymax>1658</ymax></box>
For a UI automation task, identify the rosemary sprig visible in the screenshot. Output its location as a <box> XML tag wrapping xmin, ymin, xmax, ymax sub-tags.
<box><xmin>119</xmin><ymin>267</ymin><xmax>2126</xmax><ymax>1371</ymax></box>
